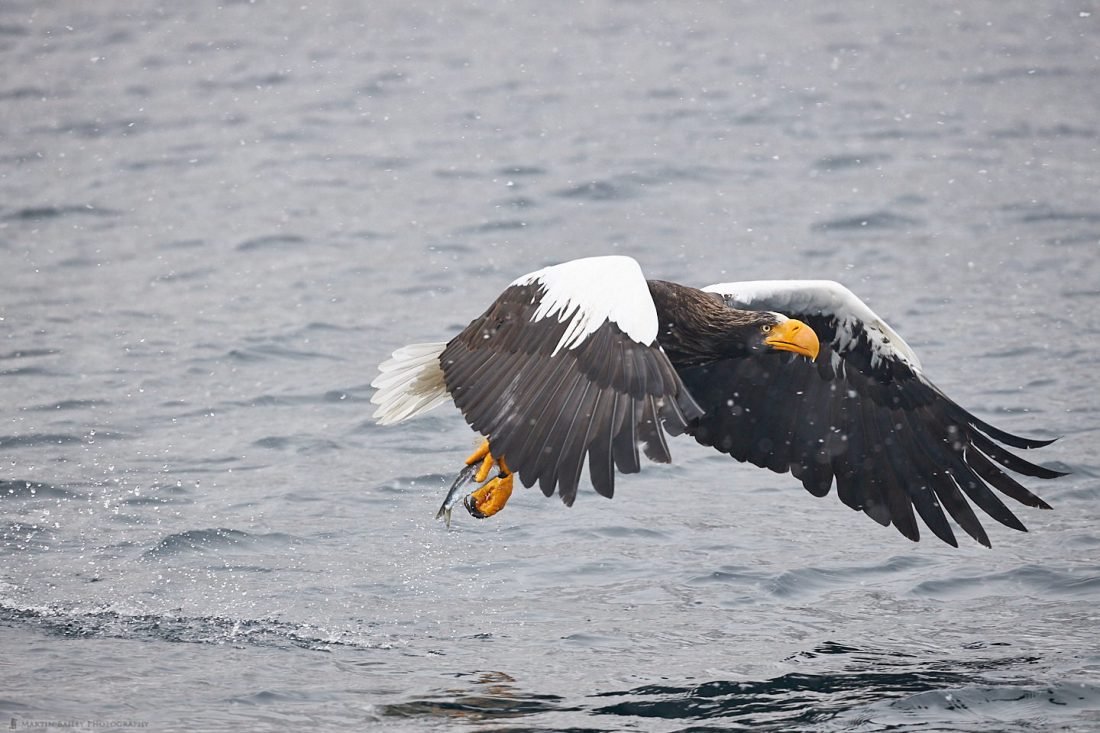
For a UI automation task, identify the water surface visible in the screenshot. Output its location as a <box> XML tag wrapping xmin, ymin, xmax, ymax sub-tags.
<box><xmin>2</xmin><ymin>1</ymin><xmax>1099</xmax><ymax>730</ymax></box>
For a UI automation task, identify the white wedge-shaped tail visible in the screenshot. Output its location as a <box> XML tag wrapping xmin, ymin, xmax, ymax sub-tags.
<box><xmin>370</xmin><ymin>342</ymin><xmax>450</xmax><ymax>425</ymax></box>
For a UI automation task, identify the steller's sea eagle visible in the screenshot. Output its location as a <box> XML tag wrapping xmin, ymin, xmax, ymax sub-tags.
<box><xmin>370</xmin><ymin>255</ymin><xmax>1063</xmax><ymax>546</ymax></box>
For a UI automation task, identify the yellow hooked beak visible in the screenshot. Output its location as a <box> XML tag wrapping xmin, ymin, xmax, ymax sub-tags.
<box><xmin>765</xmin><ymin>319</ymin><xmax>820</xmax><ymax>361</ymax></box>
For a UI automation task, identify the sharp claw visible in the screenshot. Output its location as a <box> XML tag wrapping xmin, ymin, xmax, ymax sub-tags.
<box><xmin>439</xmin><ymin>440</ymin><xmax>514</xmax><ymax>525</ymax></box>
<box><xmin>463</xmin><ymin>473</ymin><xmax>514</xmax><ymax>520</ymax></box>
<box><xmin>463</xmin><ymin>493</ymin><xmax>488</xmax><ymax>519</ymax></box>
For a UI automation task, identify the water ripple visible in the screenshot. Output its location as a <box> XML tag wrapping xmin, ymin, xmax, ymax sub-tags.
<box><xmin>0</xmin><ymin>433</ymin><xmax>85</xmax><ymax>448</ymax></box>
<box><xmin>235</xmin><ymin>234</ymin><xmax>307</xmax><ymax>251</ymax></box>
<box><xmin>0</xmin><ymin>479</ymin><xmax>78</xmax><ymax>500</ymax></box>
<box><xmin>911</xmin><ymin>565</ymin><xmax>1100</xmax><ymax>600</ymax></box>
<box><xmin>2</xmin><ymin>204</ymin><xmax>120</xmax><ymax>221</ymax></box>
<box><xmin>812</xmin><ymin>211</ymin><xmax>923</xmax><ymax>232</ymax></box>
<box><xmin>811</xmin><ymin>153</ymin><xmax>892</xmax><ymax>172</ymax></box>
<box><xmin>0</xmin><ymin>604</ymin><xmax>389</xmax><ymax>652</ymax></box>
<box><xmin>142</xmin><ymin>527</ymin><xmax>303</xmax><ymax>559</ymax></box>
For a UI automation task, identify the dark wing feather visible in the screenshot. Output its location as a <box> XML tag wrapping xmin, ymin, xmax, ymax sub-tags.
<box><xmin>683</xmin><ymin>281</ymin><xmax>1063</xmax><ymax>546</ymax></box>
<box><xmin>441</xmin><ymin>281</ymin><xmax>703</xmax><ymax>505</ymax></box>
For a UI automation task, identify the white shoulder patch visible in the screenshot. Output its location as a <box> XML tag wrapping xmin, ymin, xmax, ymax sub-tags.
<box><xmin>511</xmin><ymin>255</ymin><xmax>658</xmax><ymax>354</ymax></box>
<box><xmin>370</xmin><ymin>342</ymin><xmax>450</xmax><ymax>425</ymax></box>
<box><xmin>702</xmin><ymin>279</ymin><xmax>922</xmax><ymax>371</ymax></box>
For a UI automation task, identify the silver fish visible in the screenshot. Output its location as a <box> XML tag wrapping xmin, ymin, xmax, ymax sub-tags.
<box><xmin>435</xmin><ymin>461</ymin><xmax>480</xmax><ymax>528</ymax></box>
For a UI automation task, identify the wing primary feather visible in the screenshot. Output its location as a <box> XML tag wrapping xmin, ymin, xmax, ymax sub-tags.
<box><xmin>862</xmin><ymin>396</ymin><xmax>920</xmax><ymax>541</ymax></box>
<box><xmin>943</xmin><ymin>399</ymin><xmax>1059</xmax><ymax>449</ymax></box>
<box><xmin>949</xmin><ymin>452</ymin><xmax>1028</xmax><ymax>532</ymax></box>
<box><xmin>585</xmin><ymin>389</ymin><xmax>616</xmax><ymax>498</ymax></box>
<box><xmin>885</xmin><ymin>411</ymin><xmax>957</xmax><ymax>547</ymax></box>
<box><xmin>510</xmin><ymin>358</ymin><xmax>580</xmax><ymax>490</ymax></box>
<box><xmin>530</xmin><ymin>369</ymin><xmax>587</xmax><ymax>494</ymax></box>
<box><xmin>613</xmin><ymin>398</ymin><xmax>642</xmax><ymax>474</ymax></box>
<box><xmin>638</xmin><ymin>395</ymin><xmax>672</xmax><ymax>463</ymax></box>
<box><xmin>508</xmin><ymin>355</ymin><xmax>582</xmax><ymax>487</ymax></box>
<box><xmin>969</xmin><ymin>431</ymin><xmax>1067</xmax><ymax>479</ymax></box>
<box><xmin>657</xmin><ymin>392</ymin><xmax>689</xmax><ymax>437</ymax></box>
<box><xmin>590</xmin><ymin>390</ymin><xmax>624</xmax><ymax>495</ymax></box>
<box><xmin>882</xmin><ymin>470</ymin><xmax>920</xmax><ymax>542</ymax></box>
<box><xmin>931</xmin><ymin>470</ymin><xmax>990</xmax><ymax>547</ymax></box>
<box><xmin>840</xmin><ymin>383</ymin><xmax>884</xmax><ymax>519</ymax></box>
<box><xmin>555</xmin><ymin>381</ymin><xmax>599</xmax><ymax>505</ymax></box>
<box><xmin>499</xmin><ymin>353</ymin><xmax>576</xmax><ymax>445</ymax></box>
<box><xmin>674</xmin><ymin>388</ymin><xmax>706</xmax><ymax>427</ymax></box>
<box><xmin>535</xmin><ymin>368</ymin><xmax>593</xmax><ymax>497</ymax></box>
<box><xmin>836</xmin><ymin>390</ymin><xmax>877</xmax><ymax>512</ymax></box>
<box><xmin>835</xmin><ymin>387</ymin><xmax>880</xmax><ymax>518</ymax></box>
<box><xmin>967</xmin><ymin>447</ymin><xmax>1054</xmax><ymax>510</ymax></box>
<box><xmin>900</xmin><ymin>408</ymin><xmax>991</xmax><ymax>547</ymax></box>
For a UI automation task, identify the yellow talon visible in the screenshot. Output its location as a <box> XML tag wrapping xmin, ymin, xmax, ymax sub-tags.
<box><xmin>464</xmin><ymin>473</ymin><xmax>514</xmax><ymax>519</ymax></box>
<box><xmin>441</xmin><ymin>438</ymin><xmax>515</xmax><ymax>523</ymax></box>
<box><xmin>464</xmin><ymin>439</ymin><xmax>491</xmax><ymax>466</ymax></box>
<box><xmin>466</xmin><ymin>438</ymin><xmax>508</xmax><ymax>484</ymax></box>
<box><xmin>475</xmin><ymin>453</ymin><xmax>494</xmax><ymax>483</ymax></box>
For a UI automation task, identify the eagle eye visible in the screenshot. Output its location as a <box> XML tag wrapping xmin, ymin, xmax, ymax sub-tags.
<box><xmin>761</xmin><ymin>324</ymin><xmax>772</xmax><ymax>333</ymax></box>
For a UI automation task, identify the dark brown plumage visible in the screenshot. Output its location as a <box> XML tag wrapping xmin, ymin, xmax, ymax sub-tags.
<box><xmin>373</xmin><ymin>255</ymin><xmax>1064</xmax><ymax>546</ymax></box>
<box><xmin>647</xmin><ymin>280</ymin><xmax>782</xmax><ymax>367</ymax></box>
<box><xmin>440</xmin><ymin>281</ymin><xmax>703</xmax><ymax>504</ymax></box>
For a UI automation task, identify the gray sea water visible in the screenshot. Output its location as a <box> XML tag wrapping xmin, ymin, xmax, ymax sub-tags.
<box><xmin>2</xmin><ymin>1</ymin><xmax>1099</xmax><ymax>730</ymax></box>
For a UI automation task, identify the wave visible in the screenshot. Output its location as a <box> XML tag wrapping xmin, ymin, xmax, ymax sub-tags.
<box><xmin>375</xmin><ymin>641</ymin><xmax>1098</xmax><ymax>729</ymax></box>
<box><xmin>142</xmin><ymin>527</ymin><xmax>303</xmax><ymax>559</ymax></box>
<box><xmin>812</xmin><ymin>211</ymin><xmax>922</xmax><ymax>232</ymax></box>
<box><xmin>235</xmin><ymin>233</ymin><xmax>307</xmax><ymax>251</ymax></box>
<box><xmin>0</xmin><ymin>603</ymin><xmax>387</xmax><ymax>652</ymax></box>
<box><xmin>2</xmin><ymin>204</ymin><xmax>120</xmax><ymax>221</ymax></box>
<box><xmin>911</xmin><ymin>564</ymin><xmax>1100</xmax><ymax>600</ymax></box>
<box><xmin>0</xmin><ymin>479</ymin><xmax>79</xmax><ymax>500</ymax></box>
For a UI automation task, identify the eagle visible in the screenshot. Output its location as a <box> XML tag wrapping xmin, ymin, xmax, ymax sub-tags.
<box><xmin>370</xmin><ymin>255</ymin><xmax>1062</xmax><ymax>546</ymax></box>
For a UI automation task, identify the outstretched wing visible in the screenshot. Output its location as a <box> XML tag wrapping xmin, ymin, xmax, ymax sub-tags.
<box><xmin>683</xmin><ymin>279</ymin><xmax>1062</xmax><ymax>547</ymax></box>
<box><xmin>440</xmin><ymin>256</ymin><xmax>703</xmax><ymax>505</ymax></box>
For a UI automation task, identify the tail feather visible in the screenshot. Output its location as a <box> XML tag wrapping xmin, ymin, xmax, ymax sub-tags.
<box><xmin>371</xmin><ymin>342</ymin><xmax>450</xmax><ymax>425</ymax></box>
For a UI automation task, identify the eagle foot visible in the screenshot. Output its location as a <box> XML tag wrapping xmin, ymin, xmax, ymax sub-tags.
<box><xmin>464</xmin><ymin>472</ymin><xmax>514</xmax><ymax>519</ymax></box>
<box><xmin>435</xmin><ymin>439</ymin><xmax>512</xmax><ymax>526</ymax></box>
